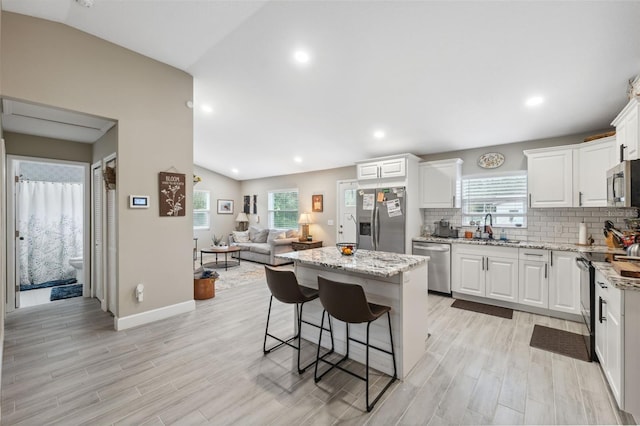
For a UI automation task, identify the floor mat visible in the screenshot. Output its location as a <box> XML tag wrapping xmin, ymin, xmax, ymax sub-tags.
<box><xmin>20</xmin><ymin>278</ymin><xmax>77</xmax><ymax>292</ymax></box>
<box><xmin>451</xmin><ymin>299</ymin><xmax>513</xmax><ymax>319</ymax></box>
<box><xmin>529</xmin><ymin>324</ymin><xmax>590</xmax><ymax>362</ymax></box>
<box><xmin>50</xmin><ymin>284</ymin><xmax>83</xmax><ymax>301</ymax></box>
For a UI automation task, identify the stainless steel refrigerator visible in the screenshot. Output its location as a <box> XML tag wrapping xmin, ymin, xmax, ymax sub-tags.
<box><xmin>356</xmin><ymin>187</ymin><xmax>406</xmax><ymax>253</ymax></box>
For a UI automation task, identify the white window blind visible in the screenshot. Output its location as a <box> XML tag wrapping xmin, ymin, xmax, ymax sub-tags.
<box><xmin>461</xmin><ymin>172</ymin><xmax>527</xmax><ymax>228</ymax></box>
<box><xmin>193</xmin><ymin>190</ymin><xmax>210</xmax><ymax>230</ymax></box>
<box><xmin>268</xmin><ymin>189</ymin><xmax>299</xmax><ymax>229</ymax></box>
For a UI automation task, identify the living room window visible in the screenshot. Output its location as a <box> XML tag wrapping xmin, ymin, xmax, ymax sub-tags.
<box><xmin>268</xmin><ymin>189</ymin><xmax>299</xmax><ymax>229</ymax></box>
<box><xmin>461</xmin><ymin>172</ymin><xmax>527</xmax><ymax>228</ymax></box>
<box><xmin>193</xmin><ymin>189</ymin><xmax>210</xmax><ymax>230</ymax></box>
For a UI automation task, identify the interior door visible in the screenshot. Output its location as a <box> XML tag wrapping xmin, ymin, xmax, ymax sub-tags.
<box><xmin>337</xmin><ymin>180</ymin><xmax>357</xmax><ymax>243</ymax></box>
<box><xmin>91</xmin><ymin>163</ymin><xmax>105</xmax><ymax>309</ymax></box>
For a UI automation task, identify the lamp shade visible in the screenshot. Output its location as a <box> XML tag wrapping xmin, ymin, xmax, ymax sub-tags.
<box><xmin>235</xmin><ymin>212</ymin><xmax>249</xmax><ymax>222</ymax></box>
<box><xmin>298</xmin><ymin>213</ymin><xmax>312</xmax><ymax>224</ymax></box>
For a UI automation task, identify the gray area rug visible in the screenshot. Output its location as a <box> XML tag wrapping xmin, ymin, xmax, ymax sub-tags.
<box><xmin>196</xmin><ymin>259</ymin><xmax>292</xmax><ymax>292</ymax></box>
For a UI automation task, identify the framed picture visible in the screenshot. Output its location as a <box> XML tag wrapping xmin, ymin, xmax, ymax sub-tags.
<box><xmin>312</xmin><ymin>194</ymin><xmax>323</xmax><ymax>212</ymax></box>
<box><xmin>217</xmin><ymin>199</ymin><xmax>234</xmax><ymax>214</ymax></box>
<box><xmin>243</xmin><ymin>195</ymin><xmax>250</xmax><ymax>214</ymax></box>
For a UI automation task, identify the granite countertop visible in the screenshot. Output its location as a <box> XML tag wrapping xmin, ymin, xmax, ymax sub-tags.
<box><xmin>592</xmin><ymin>261</ymin><xmax>640</xmax><ymax>291</ymax></box>
<box><xmin>413</xmin><ymin>236</ymin><xmax>623</xmax><ymax>254</ymax></box>
<box><xmin>277</xmin><ymin>246</ymin><xmax>427</xmax><ymax>278</ymax></box>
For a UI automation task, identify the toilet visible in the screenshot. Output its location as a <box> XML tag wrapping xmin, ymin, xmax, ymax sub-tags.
<box><xmin>68</xmin><ymin>257</ymin><xmax>84</xmax><ymax>283</ymax></box>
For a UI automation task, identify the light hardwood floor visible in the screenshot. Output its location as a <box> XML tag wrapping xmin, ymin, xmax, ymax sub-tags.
<box><xmin>1</xmin><ymin>277</ymin><xmax>625</xmax><ymax>425</ymax></box>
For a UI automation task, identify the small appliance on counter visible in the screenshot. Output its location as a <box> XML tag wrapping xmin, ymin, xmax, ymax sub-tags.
<box><xmin>433</xmin><ymin>219</ymin><xmax>450</xmax><ymax>237</ymax></box>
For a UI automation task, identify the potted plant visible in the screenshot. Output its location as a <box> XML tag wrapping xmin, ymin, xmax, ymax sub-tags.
<box><xmin>194</xmin><ymin>268</ymin><xmax>219</xmax><ymax>300</ymax></box>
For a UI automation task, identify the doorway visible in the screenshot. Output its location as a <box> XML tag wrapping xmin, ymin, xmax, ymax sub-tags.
<box><xmin>7</xmin><ymin>157</ymin><xmax>89</xmax><ymax>308</ymax></box>
<box><xmin>337</xmin><ymin>180</ymin><xmax>358</xmax><ymax>244</ymax></box>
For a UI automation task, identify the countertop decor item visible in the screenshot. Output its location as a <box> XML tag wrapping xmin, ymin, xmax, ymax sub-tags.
<box><xmin>336</xmin><ymin>242</ymin><xmax>358</xmax><ymax>256</ymax></box>
<box><xmin>477</xmin><ymin>152</ymin><xmax>505</xmax><ymax>169</ymax></box>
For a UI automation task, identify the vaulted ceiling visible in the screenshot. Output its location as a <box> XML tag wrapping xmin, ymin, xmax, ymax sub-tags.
<box><xmin>3</xmin><ymin>1</ymin><xmax>640</xmax><ymax>179</ymax></box>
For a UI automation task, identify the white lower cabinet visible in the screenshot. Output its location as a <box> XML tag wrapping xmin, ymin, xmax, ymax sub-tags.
<box><xmin>452</xmin><ymin>246</ymin><xmax>581</xmax><ymax>319</ymax></box>
<box><xmin>452</xmin><ymin>245</ymin><xmax>518</xmax><ymax>302</ymax></box>
<box><xmin>518</xmin><ymin>249</ymin><xmax>549</xmax><ymax>309</ymax></box>
<box><xmin>548</xmin><ymin>251</ymin><xmax>581</xmax><ymax>315</ymax></box>
<box><xmin>595</xmin><ymin>270</ymin><xmax>624</xmax><ymax>409</ymax></box>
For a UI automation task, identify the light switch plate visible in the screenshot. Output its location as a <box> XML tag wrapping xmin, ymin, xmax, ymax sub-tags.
<box><xmin>327</xmin><ymin>219</ymin><xmax>334</xmax><ymax>226</ymax></box>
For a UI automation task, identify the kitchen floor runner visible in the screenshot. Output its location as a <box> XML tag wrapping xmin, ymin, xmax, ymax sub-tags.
<box><xmin>450</xmin><ymin>299</ymin><xmax>513</xmax><ymax>319</ymax></box>
<box><xmin>529</xmin><ymin>324</ymin><xmax>590</xmax><ymax>362</ymax></box>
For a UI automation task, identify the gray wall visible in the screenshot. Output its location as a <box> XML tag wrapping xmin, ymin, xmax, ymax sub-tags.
<box><xmin>192</xmin><ymin>165</ymin><xmax>242</xmax><ymax>246</ymax></box>
<box><xmin>420</xmin><ymin>129</ymin><xmax>613</xmax><ymax>175</ymax></box>
<box><xmin>4</xmin><ymin>131</ymin><xmax>92</xmax><ymax>163</ymax></box>
<box><xmin>2</xmin><ymin>12</ymin><xmax>193</xmax><ymax>320</ymax></box>
<box><xmin>240</xmin><ymin>166</ymin><xmax>356</xmax><ymax>247</ymax></box>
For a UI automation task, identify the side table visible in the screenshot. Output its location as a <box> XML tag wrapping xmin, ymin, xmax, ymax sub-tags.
<box><xmin>291</xmin><ymin>240</ymin><xmax>323</xmax><ymax>251</ymax></box>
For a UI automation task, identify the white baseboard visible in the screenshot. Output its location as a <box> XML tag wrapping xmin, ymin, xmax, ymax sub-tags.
<box><xmin>114</xmin><ymin>300</ymin><xmax>195</xmax><ymax>331</ymax></box>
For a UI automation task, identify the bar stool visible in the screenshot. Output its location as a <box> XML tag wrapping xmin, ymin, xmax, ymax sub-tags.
<box><xmin>263</xmin><ymin>266</ymin><xmax>334</xmax><ymax>374</ymax></box>
<box><xmin>314</xmin><ymin>276</ymin><xmax>397</xmax><ymax>412</ymax></box>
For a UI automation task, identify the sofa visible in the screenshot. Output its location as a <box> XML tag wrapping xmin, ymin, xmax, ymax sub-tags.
<box><xmin>228</xmin><ymin>227</ymin><xmax>298</xmax><ymax>266</ymax></box>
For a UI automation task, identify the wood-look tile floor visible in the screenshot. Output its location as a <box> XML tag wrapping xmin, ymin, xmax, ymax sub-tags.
<box><xmin>1</xmin><ymin>280</ymin><xmax>625</xmax><ymax>425</ymax></box>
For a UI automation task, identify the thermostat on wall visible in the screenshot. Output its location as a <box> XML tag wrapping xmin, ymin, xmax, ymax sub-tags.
<box><xmin>129</xmin><ymin>195</ymin><xmax>149</xmax><ymax>209</ymax></box>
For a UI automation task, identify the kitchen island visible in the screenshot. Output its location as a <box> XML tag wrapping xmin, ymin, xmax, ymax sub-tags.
<box><xmin>277</xmin><ymin>247</ymin><xmax>429</xmax><ymax>379</ymax></box>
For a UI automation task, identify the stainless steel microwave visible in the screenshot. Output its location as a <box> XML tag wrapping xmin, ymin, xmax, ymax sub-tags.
<box><xmin>607</xmin><ymin>160</ymin><xmax>640</xmax><ymax>207</ymax></box>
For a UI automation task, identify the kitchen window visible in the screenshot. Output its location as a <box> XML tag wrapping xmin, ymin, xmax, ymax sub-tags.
<box><xmin>268</xmin><ymin>189</ymin><xmax>299</xmax><ymax>229</ymax></box>
<box><xmin>193</xmin><ymin>189</ymin><xmax>210</xmax><ymax>230</ymax></box>
<box><xmin>461</xmin><ymin>172</ymin><xmax>527</xmax><ymax>228</ymax></box>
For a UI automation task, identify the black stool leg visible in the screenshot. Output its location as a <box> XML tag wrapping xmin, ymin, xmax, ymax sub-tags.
<box><xmin>263</xmin><ymin>295</ymin><xmax>274</xmax><ymax>354</ymax></box>
<box><xmin>365</xmin><ymin>311</ymin><xmax>398</xmax><ymax>412</ymax></box>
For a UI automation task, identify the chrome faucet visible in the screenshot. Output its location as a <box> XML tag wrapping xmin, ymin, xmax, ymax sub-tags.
<box><xmin>484</xmin><ymin>213</ymin><xmax>493</xmax><ymax>238</ymax></box>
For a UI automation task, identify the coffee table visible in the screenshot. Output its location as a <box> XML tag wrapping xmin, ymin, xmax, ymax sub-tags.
<box><xmin>200</xmin><ymin>246</ymin><xmax>242</xmax><ymax>271</ymax></box>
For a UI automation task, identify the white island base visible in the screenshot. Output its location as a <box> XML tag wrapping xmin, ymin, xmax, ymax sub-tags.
<box><xmin>293</xmin><ymin>261</ymin><xmax>428</xmax><ymax>380</ymax></box>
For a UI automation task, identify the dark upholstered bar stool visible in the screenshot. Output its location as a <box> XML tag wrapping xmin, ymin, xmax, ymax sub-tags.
<box><xmin>314</xmin><ymin>276</ymin><xmax>397</xmax><ymax>412</ymax></box>
<box><xmin>263</xmin><ymin>266</ymin><xmax>334</xmax><ymax>374</ymax></box>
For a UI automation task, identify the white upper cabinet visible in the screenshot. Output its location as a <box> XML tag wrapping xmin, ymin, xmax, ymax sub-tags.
<box><xmin>525</xmin><ymin>147</ymin><xmax>574</xmax><ymax>208</ymax></box>
<box><xmin>575</xmin><ymin>136</ymin><xmax>617</xmax><ymax>207</ymax></box>
<box><xmin>357</xmin><ymin>156</ymin><xmax>407</xmax><ymax>181</ymax></box>
<box><xmin>613</xmin><ymin>97</ymin><xmax>640</xmax><ymax>162</ymax></box>
<box><xmin>419</xmin><ymin>158</ymin><xmax>463</xmax><ymax>208</ymax></box>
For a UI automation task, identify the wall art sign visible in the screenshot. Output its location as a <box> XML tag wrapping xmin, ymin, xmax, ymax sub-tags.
<box><xmin>312</xmin><ymin>194</ymin><xmax>323</xmax><ymax>212</ymax></box>
<box><xmin>243</xmin><ymin>195</ymin><xmax>251</xmax><ymax>214</ymax></box>
<box><xmin>252</xmin><ymin>195</ymin><xmax>257</xmax><ymax>214</ymax></box>
<box><xmin>159</xmin><ymin>172</ymin><xmax>186</xmax><ymax>216</ymax></box>
<box><xmin>217</xmin><ymin>199</ymin><xmax>234</xmax><ymax>214</ymax></box>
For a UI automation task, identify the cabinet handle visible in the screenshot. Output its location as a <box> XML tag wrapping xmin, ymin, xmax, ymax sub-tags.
<box><xmin>597</xmin><ymin>281</ymin><xmax>608</xmax><ymax>289</ymax></box>
<box><xmin>481</xmin><ymin>256</ymin><xmax>485</xmax><ymax>271</ymax></box>
<box><xmin>529</xmin><ymin>193</ymin><xmax>532</xmax><ymax>208</ymax></box>
<box><xmin>452</xmin><ymin>195</ymin><xmax>455</xmax><ymax>208</ymax></box>
<box><xmin>544</xmin><ymin>263</ymin><xmax>548</xmax><ymax>279</ymax></box>
<box><xmin>550</xmin><ymin>252</ymin><xmax>553</xmax><ymax>267</ymax></box>
<box><xmin>599</xmin><ymin>296</ymin><xmax>607</xmax><ymax>323</ymax></box>
<box><xmin>579</xmin><ymin>191</ymin><xmax>583</xmax><ymax>207</ymax></box>
<box><xmin>523</xmin><ymin>253</ymin><xmax>543</xmax><ymax>256</ymax></box>
<box><xmin>485</xmin><ymin>257</ymin><xmax>489</xmax><ymax>271</ymax></box>
<box><xmin>621</xmin><ymin>144</ymin><xmax>627</xmax><ymax>163</ymax></box>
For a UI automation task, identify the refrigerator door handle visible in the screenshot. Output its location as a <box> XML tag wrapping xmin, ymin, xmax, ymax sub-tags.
<box><xmin>370</xmin><ymin>198</ymin><xmax>376</xmax><ymax>251</ymax></box>
<box><xmin>374</xmin><ymin>204</ymin><xmax>380</xmax><ymax>250</ymax></box>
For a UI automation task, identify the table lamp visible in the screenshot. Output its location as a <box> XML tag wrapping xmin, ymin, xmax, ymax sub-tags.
<box><xmin>235</xmin><ymin>212</ymin><xmax>249</xmax><ymax>231</ymax></box>
<box><xmin>298</xmin><ymin>212</ymin><xmax>312</xmax><ymax>241</ymax></box>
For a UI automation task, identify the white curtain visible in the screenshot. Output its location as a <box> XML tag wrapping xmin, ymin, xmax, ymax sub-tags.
<box><xmin>18</xmin><ymin>181</ymin><xmax>83</xmax><ymax>285</ymax></box>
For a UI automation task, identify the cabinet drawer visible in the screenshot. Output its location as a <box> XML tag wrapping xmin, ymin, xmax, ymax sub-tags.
<box><xmin>519</xmin><ymin>248</ymin><xmax>549</xmax><ymax>262</ymax></box>
<box><xmin>595</xmin><ymin>270</ymin><xmax>623</xmax><ymax>318</ymax></box>
<box><xmin>453</xmin><ymin>244</ymin><xmax>518</xmax><ymax>259</ymax></box>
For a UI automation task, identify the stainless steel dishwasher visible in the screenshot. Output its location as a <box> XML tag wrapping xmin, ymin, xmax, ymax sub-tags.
<box><xmin>412</xmin><ymin>241</ymin><xmax>451</xmax><ymax>295</ymax></box>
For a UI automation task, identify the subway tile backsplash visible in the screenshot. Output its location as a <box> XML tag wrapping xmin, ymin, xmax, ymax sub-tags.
<box><xmin>422</xmin><ymin>207</ymin><xmax>639</xmax><ymax>245</ymax></box>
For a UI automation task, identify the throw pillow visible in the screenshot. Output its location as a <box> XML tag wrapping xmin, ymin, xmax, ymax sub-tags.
<box><xmin>267</xmin><ymin>230</ymin><xmax>286</xmax><ymax>243</ymax></box>
<box><xmin>232</xmin><ymin>230</ymin><xmax>250</xmax><ymax>243</ymax></box>
<box><xmin>249</xmin><ymin>226</ymin><xmax>269</xmax><ymax>243</ymax></box>
<box><xmin>286</xmin><ymin>229</ymin><xmax>299</xmax><ymax>239</ymax></box>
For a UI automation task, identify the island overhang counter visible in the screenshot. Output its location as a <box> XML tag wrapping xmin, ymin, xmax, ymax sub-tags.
<box><xmin>277</xmin><ymin>247</ymin><xmax>429</xmax><ymax>379</ymax></box>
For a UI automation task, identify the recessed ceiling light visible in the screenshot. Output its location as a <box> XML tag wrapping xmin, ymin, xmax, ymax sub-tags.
<box><xmin>231</xmin><ymin>168</ymin><xmax>239</xmax><ymax>174</ymax></box>
<box><xmin>201</xmin><ymin>104</ymin><xmax>213</xmax><ymax>113</ymax></box>
<box><xmin>525</xmin><ymin>96</ymin><xmax>544</xmax><ymax>107</ymax></box>
<box><xmin>293</xmin><ymin>50</ymin><xmax>311</xmax><ymax>65</ymax></box>
<box><xmin>373</xmin><ymin>130</ymin><xmax>386</xmax><ymax>140</ymax></box>
<box><xmin>294</xmin><ymin>156</ymin><xmax>302</xmax><ymax>163</ymax></box>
